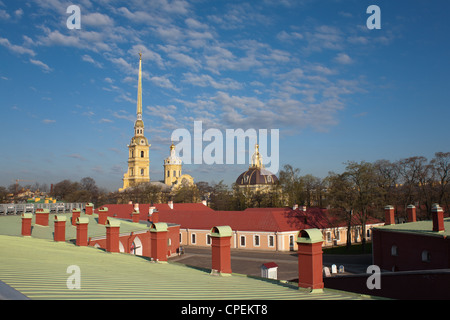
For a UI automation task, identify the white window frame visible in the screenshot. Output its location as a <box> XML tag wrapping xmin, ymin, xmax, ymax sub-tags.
<box><xmin>254</xmin><ymin>234</ymin><xmax>260</xmax><ymax>247</ymax></box>
<box><xmin>268</xmin><ymin>235</ymin><xmax>275</xmax><ymax>248</ymax></box>
<box><xmin>240</xmin><ymin>235</ymin><xmax>246</xmax><ymax>247</ymax></box>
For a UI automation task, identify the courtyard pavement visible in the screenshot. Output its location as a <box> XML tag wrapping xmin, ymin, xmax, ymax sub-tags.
<box><xmin>170</xmin><ymin>246</ymin><xmax>373</xmax><ymax>281</ymax></box>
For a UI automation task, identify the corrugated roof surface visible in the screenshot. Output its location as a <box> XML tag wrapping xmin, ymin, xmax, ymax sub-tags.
<box><xmin>0</xmin><ymin>213</ymin><xmax>148</xmax><ymax>240</ymax></box>
<box><xmin>374</xmin><ymin>218</ymin><xmax>450</xmax><ymax>237</ymax></box>
<box><xmin>0</xmin><ymin>234</ymin><xmax>370</xmax><ymax>300</ymax></box>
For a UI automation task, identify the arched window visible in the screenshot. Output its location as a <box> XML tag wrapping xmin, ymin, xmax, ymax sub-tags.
<box><xmin>391</xmin><ymin>245</ymin><xmax>398</xmax><ymax>256</ymax></box>
<box><xmin>167</xmin><ymin>171</ymin><xmax>170</xmax><ymax>177</ymax></box>
<box><xmin>173</xmin><ymin>170</ymin><xmax>176</xmax><ymax>177</ymax></box>
<box><xmin>141</xmin><ymin>151</ymin><xmax>144</xmax><ymax>158</ymax></box>
<box><xmin>422</xmin><ymin>250</ymin><xmax>431</xmax><ymax>262</ymax></box>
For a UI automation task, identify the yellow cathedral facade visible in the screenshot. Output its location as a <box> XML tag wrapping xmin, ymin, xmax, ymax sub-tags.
<box><xmin>120</xmin><ymin>54</ymin><xmax>194</xmax><ymax>192</ymax></box>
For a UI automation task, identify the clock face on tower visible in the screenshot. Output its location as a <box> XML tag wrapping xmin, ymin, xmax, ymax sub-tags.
<box><xmin>140</xmin><ymin>139</ymin><xmax>145</xmax><ymax>145</ymax></box>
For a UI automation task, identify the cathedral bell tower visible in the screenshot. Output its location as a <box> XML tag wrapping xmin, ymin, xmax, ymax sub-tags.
<box><xmin>121</xmin><ymin>53</ymin><xmax>151</xmax><ymax>190</ymax></box>
<box><xmin>164</xmin><ymin>142</ymin><xmax>182</xmax><ymax>186</ymax></box>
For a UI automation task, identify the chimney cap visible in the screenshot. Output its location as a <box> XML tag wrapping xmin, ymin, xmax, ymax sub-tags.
<box><xmin>106</xmin><ymin>218</ymin><xmax>120</xmax><ymax>227</ymax></box>
<box><xmin>211</xmin><ymin>225</ymin><xmax>232</xmax><ymax>238</ymax></box>
<box><xmin>384</xmin><ymin>205</ymin><xmax>394</xmax><ymax>210</ymax></box>
<box><xmin>407</xmin><ymin>204</ymin><xmax>416</xmax><ymax>209</ymax></box>
<box><xmin>76</xmin><ymin>216</ymin><xmax>89</xmax><ymax>224</ymax></box>
<box><xmin>297</xmin><ymin>228</ymin><xmax>323</xmax><ymax>244</ymax></box>
<box><xmin>54</xmin><ymin>215</ymin><xmax>67</xmax><ymax>222</ymax></box>
<box><xmin>150</xmin><ymin>222</ymin><xmax>168</xmax><ymax>232</ymax></box>
<box><xmin>22</xmin><ymin>212</ymin><xmax>33</xmax><ymax>219</ymax></box>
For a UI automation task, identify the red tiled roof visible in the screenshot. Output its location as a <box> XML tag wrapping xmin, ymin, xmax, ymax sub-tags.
<box><xmin>95</xmin><ymin>203</ymin><xmax>383</xmax><ymax>233</ymax></box>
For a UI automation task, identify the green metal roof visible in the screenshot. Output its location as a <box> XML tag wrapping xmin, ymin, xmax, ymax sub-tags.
<box><xmin>0</xmin><ymin>234</ymin><xmax>372</xmax><ymax>300</ymax></box>
<box><xmin>0</xmin><ymin>213</ymin><xmax>148</xmax><ymax>240</ymax></box>
<box><xmin>374</xmin><ymin>218</ymin><xmax>450</xmax><ymax>237</ymax></box>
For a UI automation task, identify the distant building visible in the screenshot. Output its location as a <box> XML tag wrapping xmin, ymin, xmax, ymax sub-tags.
<box><xmin>235</xmin><ymin>143</ymin><xmax>279</xmax><ymax>193</ymax></box>
<box><xmin>120</xmin><ymin>54</ymin><xmax>194</xmax><ymax>192</ymax></box>
<box><xmin>97</xmin><ymin>202</ymin><xmax>383</xmax><ymax>252</ymax></box>
<box><xmin>373</xmin><ymin>204</ymin><xmax>450</xmax><ymax>272</ymax></box>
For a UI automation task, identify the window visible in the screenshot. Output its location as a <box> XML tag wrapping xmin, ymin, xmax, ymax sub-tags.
<box><xmin>240</xmin><ymin>235</ymin><xmax>246</xmax><ymax>247</ymax></box>
<box><xmin>289</xmin><ymin>235</ymin><xmax>295</xmax><ymax>251</ymax></box>
<box><xmin>173</xmin><ymin>170</ymin><xmax>176</xmax><ymax>177</ymax></box>
<box><xmin>206</xmin><ymin>234</ymin><xmax>211</xmax><ymax>245</ymax></box>
<box><xmin>422</xmin><ymin>250</ymin><xmax>431</xmax><ymax>262</ymax></box>
<box><xmin>141</xmin><ymin>169</ymin><xmax>144</xmax><ymax>176</ymax></box>
<box><xmin>254</xmin><ymin>235</ymin><xmax>260</xmax><ymax>247</ymax></box>
<box><xmin>391</xmin><ymin>245</ymin><xmax>398</xmax><ymax>256</ymax></box>
<box><xmin>367</xmin><ymin>228</ymin><xmax>371</xmax><ymax>238</ymax></box>
<box><xmin>167</xmin><ymin>171</ymin><xmax>170</xmax><ymax>177</ymax></box>
<box><xmin>141</xmin><ymin>151</ymin><xmax>144</xmax><ymax>158</ymax></box>
<box><xmin>179</xmin><ymin>233</ymin><xmax>182</xmax><ymax>243</ymax></box>
<box><xmin>336</xmin><ymin>230</ymin><xmax>341</xmax><ymax>241</ymax></box>
<box><xmin>191</xmin><ymin>233</ymin><xmax>196</xmax><ymax>244</ymax></box>
<box><xmin>268</xmin><ymin>235</ymin><xmax>275</xmax><ymax>247</ymax></box>
<box><xmin>326</xmin><ymin>231</ymin><xmax>332</xmax><ymax>242</ymax></box>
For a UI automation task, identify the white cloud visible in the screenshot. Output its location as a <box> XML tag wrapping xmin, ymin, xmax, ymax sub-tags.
<box><xmin>150</xmin><ymin>75</ymin><xmax>179</xmax><ymax>91</ymax></box>
<box><xmin>183</xmin><ymin>72</ymin><xmax>242</xmax><ymax>90</ymax></box>
<box><xmin>42</xmin><ymin>119</ymin><xmax>56</xmax><ymax>124</ymax></box>
<box><xmin>277</xmin><ymin>30</ymin><xmax>303</xmax><ymax>42</ymax></box>
<box><xmin>82</xmin><ymin>54</ymin><xmax>103</xmax><ymax>68</ymax></box>
<box><xmin>334</xmin><ymin>53</ymin><xmax>353</xmax><ymax>64</ymax></box>
<box><xmin>0</xmin><ymin>9</ymin><xmax>9</xmax><ymax>19</ymax></box>
<box><xmin>66</xmin><ymin>153</ymin><xmax>86</xmax><ymax>161</ymax></box>
<box><xmin>29</xmin><ymin>59</ymin><xmax>52</xmax><ymax>72</ymax></box>
<box><xmin>15</xmin><ymin>8</ymin><xmax>23</xmax><ymax>18</ymax></box>
<box><xmin>82</xmin><ymin>12</ymin><xmax>114</xmax><ymax>28</ymax></box>
<box><xmin>0</xmin><ymin>37</ymin><xmax>35</xmax><ymax>56</ymax></box>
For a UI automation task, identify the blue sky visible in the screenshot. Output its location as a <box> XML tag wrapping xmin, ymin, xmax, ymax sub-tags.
<box><xmin>1</xmin><ymin>0</ymin><xmax>449</xmax><ymax>192</ymax></box>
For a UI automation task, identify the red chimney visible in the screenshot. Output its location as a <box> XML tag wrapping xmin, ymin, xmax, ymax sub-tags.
<box><xmin>210</xmin><ymin>226</ymin><xmax>232</xmax><ymax>275</ymax></box>
<box><xmin>35</xmin><ymin>208</ymin><xmax>49</xmax><ymax>226</ymax></box>
<box><xmin>148</xmin><ymin>206</ymin><xmax>158</xmax><ymax>224</ymax></box>
<box><xmin>407</xmin><ymin>205</ymin><xmax>416</xmax><ymax>223</ymax></box>
<box><xmin>106</xmin><ymin>218</ymin><xmax>121</xmax><ymax>253</ymax></box>
<box><xmin>98</xmin><ymin>207</ymin><xmax>109</xmax><ymax>225</ymax></box>
<box><xmin>432</xmin><ymin>205</ymin><xmax>445</xmax><ymax>232</ymax></box>
<box><xmin>21</xmin><ymin>213</ymin><xmax>33</xmax><ymax>237</ymax></box>
<box><xmin>53</xmin><ymin>215</ymin><xmax>66</xmax><ymax>242</ymax></box>
<box><xmin>71</xmin><ymin>208</ymin><xmax>81</xmax><ymax>226</ymax></box>
<box><xmin>150</xmin><ymin>222</ymin><xmax>168</xmax><ymax>262</ymax></box>
<box><xmin>384</xmin><ymin>205</ymin><xmax>395</xmax><ymax>225</ymax></box>
<box><xmin>76</xmin><ymin>217</ymin><xmax>89</xmax><ymax>246</ymax></box>
<box><xmin>85</xmin><ymin>203</ymin><xmax>94</xmax><ymax>215</ymax></box>
<box><xmin>131</xmin><ymin>210</ymin><xmax>140</xmax><ymax>223</ymax></box>
<box><xmin>296</xmin><ymin>228</ymin><xmax>324</xmax><ymax>293</ymax></box>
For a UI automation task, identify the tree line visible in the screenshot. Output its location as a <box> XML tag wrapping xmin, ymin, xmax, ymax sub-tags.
<box><xmin>4</xmin><ymin>152</ymin><xmax>449</xmax><ymax>225</ymax></box>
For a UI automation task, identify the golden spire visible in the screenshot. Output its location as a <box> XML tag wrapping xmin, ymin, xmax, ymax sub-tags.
<box><xmin>136</xmin><ymin>52</ymin><xmax>143</xmax><ymax>120</ymax></box>
<box><xmin>251</xmin><ymin>143</ymin><xmax>263</xmax><ymax>169</ymax></box>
